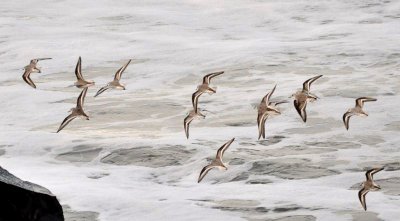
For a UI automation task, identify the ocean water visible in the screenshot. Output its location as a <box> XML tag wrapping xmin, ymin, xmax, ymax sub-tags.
<box><xmin>0</xmin><ymin>0</ymin><xmax>399</xmax><ymax>220</ymax></box>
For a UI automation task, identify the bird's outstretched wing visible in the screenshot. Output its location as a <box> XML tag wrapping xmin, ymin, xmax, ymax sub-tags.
<box><xmin>22</xmin><ymin>69</ymin><xmax>36</xmax><ymax>89</ymax></box>
<box><xmin>257</xmin><ymin>112</ymin><xmax>268</xmax><ymax>140</ymax></box>
<box><xmin>57</xmin><ymin>114</ymin><xmax>77</xmax><ymax>133</ymax></box>
<box><xmin>342</xmin><ymin>111</ymin><xmax>354</xmax><ymax>130</ymax></box>
<box><xmin>32</xmin><ymin>58</ymin><xmax>52</xmax><ymax>64</ymax></box>
<box><xmin>216</xmin><ymin>138</ymin><xmax>235</xmax><ymax>161</ymax></box>
<box><xmin>302</xmin><ymin>75</ymin><xmax>323</xmax><ymax>92</ymax></box>
<box><xmin>192</xmin><ymin>90</ymin><xmax>203</xmax><ymax>111</ymax></box>
<box><xmin>356</xmin><ymin>97</ymin><xmax>377</xmax><ymax>108</ymax></box>
<box><xmin>114</xmin><ymin>59</ymin><xmax>132</xmax><ymax>81</ymax></box>
<box><xmin>294</xmin><ymin>99</ymin><xmax>307</xmax><ymax>122</ymax></box>
<box><xmin>77</xmin><ymin>87</ymin><xmax>88</xmax><ymax>109</ymax></box>
<box><xmin>184</xmin><ymin>114</ymin><xmax>194</xmax><ymax>139</ymax></box>
<box><xmin>260</xmin><ymin>113</ymin><xmax>270</xmax><ymax>139</ymax></box>
<box><xmin>260</xmin><ymin>84</ymin><xmax>277</xmax><ymax>105</ymax></box>
<box><xmin>198</xmin><ymin>164</ymin><xmax>216</xmax><ymax>183</ymax></box>
<box><xmin>94</xmin><ymin>85</ymin><xmax>110</xmax><ymax>97</ymax></box>
<box><xmin>358</xmin><ymin>188</ymin><xmax>369</xmax><ymax>211</ymax></box>
<box><xmin>75</xmin><ymin>56</ymin><xmax>84</xmax><ymax>80</ymax></box>
<box><xmin>366</xmin><ymin>167</ymin><xmax>384</xmax><ymax>181</ymax></box>
<box><xmin>202</xmin><ymin>71</ymin><xmax>224</xmax><ymax>84</ymax></box>
<box><xmin>36</xmin><ymin>58</ymin><xmax>52</xmax><ymax>61</ymax></box>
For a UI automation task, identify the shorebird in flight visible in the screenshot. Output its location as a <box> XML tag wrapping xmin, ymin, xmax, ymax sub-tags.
<box><xmin>257</xmin><ymin>85</ymin><xmax>287</xmax><ymax>140</ymax></box>
<box><xmin>198</xmin><ymin>138</ymin><xmax>235</xmax><ymax>183</ymax></box>
<box><xmin>184</xmin><ymin>109</ymin><xmax>206</xmax><ymax>139</ymax></box>
<box><xmin>74</xmin><ymin>57</ymin><xmax>95</xmax><ymax>88</ymax></box>
<box><xmin>94</xmin><ymin>59</ymin><xmax>131</xmax><ymax>97</ymax></box>
<box><xmin>192</xmin><ymin>71</ymin><xmax>224</xmax><ymax>111</ymax></box>
<box><xmin>22</xmin><ymin>58</ymin><xmax>52</xmax><ymax>88</ymax></box>
<box><xmin>57</xmin><ymin>87</ymin><xmax>89</xmax><ymax>133</ymax></box>
<box><xmin>343</xmin><ymin>97</ymin><xmax>377</xmax><ymax>130</ymax></box>
<box><xmin>291</xmin><ymin>75</ymin><xmax>323</xmax><ymax>122</ymax></box>
<box><xmin>358</xmin><ymin>167</ymin><xmax>384</xmax><ymax>211</ymax></box>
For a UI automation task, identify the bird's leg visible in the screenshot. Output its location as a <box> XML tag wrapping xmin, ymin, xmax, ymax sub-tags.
<box><xmin>35</xmin><ymin>67</ymin><xmax>42</xmax><ymax>73</ymax></box>
<box><xmin>373</xmin><ymin>183</ymin><xmax>381</xmax><ymax>189</ymax></box>
<box><xmin>307</xmin><ymin>93</ymin><xmax>319</xmax><ymax>101</ymax></box>
<box><xmin>197</xmin><ymin>112</ymin><xmax>206</xmax><ymax>119</ymax></box>
<box><xmin>207</xmin><ymin>87</ymin><xmax>217</xmax><ymax>94</ymax></box>
<box><xmin>202</xmin><ymin>109</ymin><xmax>215</xmax><ymax>114</ymax></box>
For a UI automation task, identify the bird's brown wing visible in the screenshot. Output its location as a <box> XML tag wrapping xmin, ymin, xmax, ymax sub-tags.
<box><xmin>302</xmin><ymin>75</ymin><xmax>323</xmax><ymax>92</ymax></box>
<box><xmin>22</xmin><ymin>69</ymin><xmax>36</xmax><ymax>89</ymax></box>
<box><xmin>198</xmin><ymin>165</ymin><xmax>216</xmax><ymax>183</ymax></box>
<box><xmin>114</xmin><ymin>59</ymin><xmax>132</xmax><ymax>81</ymax></box>
<box><xmin>202</xmin><ymin>71</ymin><xmax>224</xmax><ymax>84</ymax></box>
<box><xmin>57</xmin><ymin>114</ymin><xmax>77</xmax><ymax>133</ymax></box>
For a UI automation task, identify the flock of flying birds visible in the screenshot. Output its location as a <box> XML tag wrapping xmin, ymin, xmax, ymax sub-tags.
<box><xmin>22</xmin><ymin>57</ymin><xmax>131</xmax><ymax>132</ymax></box>
<box><xmin>183</xmin><ymin>71</ymin><xmax>383</xmax><ymax>211</ymax></box>
<box><xmin>22</xmin><ymin>58</ymin><xmax>383</xmax><ymax>211</ymax></box>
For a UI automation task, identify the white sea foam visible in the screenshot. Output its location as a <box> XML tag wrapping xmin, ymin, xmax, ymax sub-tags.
<box><xmin>0</xmin><ymin>0</ymin><xmax>399</xmax><ymax>220</ymax></box>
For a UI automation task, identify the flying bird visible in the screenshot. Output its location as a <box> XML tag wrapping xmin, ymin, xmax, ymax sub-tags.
<box><xmin>22</xmin><ymin>58</ymin><xmax>52</xmax><ymax>88</ymax></box>
<box><xmin>198</xmin><ymin>138</ymin><xmax>235</xmax><ymax>183</ymax></box>
<box><xmin>343</xmin><ymin>97</ymin><xmax>377</xmax><ymax>130</ymax></box>
<box><xmin>291</xmin><ymin>75</ymin><xmax>323</xmax><ymax>122</ymax></box>
<box><xmin>94</xmin><ymin>60</ymin><xmax>132</xmax><ymax>97</ymax></box>
<box><xmin>257</xmin><ymin>85</ymin><xmax>287</xmax><ymax>140</ymax></box>
<box><xmin>184</xmin><ymin>109</ymin><xmax>206</xmax><ymax>139</ymax></box>
<box><xmin>358</xmin><ymin>167</ymin><xmax>384</xmax><ymax>211</ymax></box>
<box><xmin>74</xmin><ymin>56</ymin><xmax>95</xmax><ymax>88</ymax></box>
<box><xmin>57</xmin><ymin>87</ymin><xmax>89</xmax><ymax>133</ymax></box>
<box><xmin>192</xmin><ymin>71</ymin><xmax>224</xmax><ymax>111</ymax></box>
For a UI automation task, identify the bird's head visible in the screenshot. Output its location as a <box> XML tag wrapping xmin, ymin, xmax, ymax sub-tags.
<box><xmin>289</xmin><ymin>92</ymin><xmax>297</xmax><ymax>98</ymax></box>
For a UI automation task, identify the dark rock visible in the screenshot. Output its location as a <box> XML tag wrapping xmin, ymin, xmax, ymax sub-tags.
<box><xmin>0</xmin><ymin>166</ymin><xmax>64</xmax><ymax>221</ymax></box>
